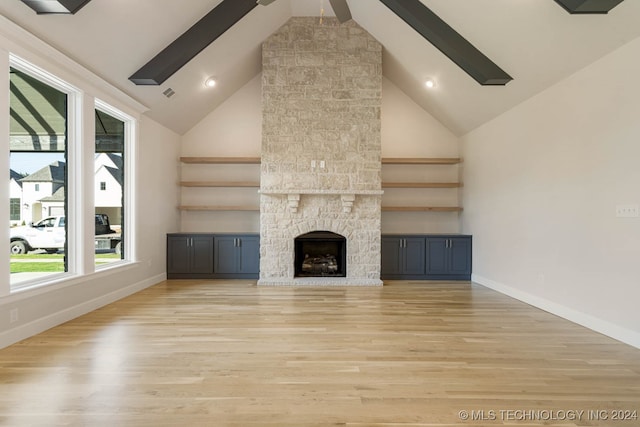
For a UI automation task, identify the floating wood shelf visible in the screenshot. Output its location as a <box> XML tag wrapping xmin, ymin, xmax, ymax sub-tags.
<box><xmin>382</xmin><ymin>206</ymin><xmax>463</xmax><ymax>212</ymax></box>
<box><xmin>178</xmin><ymin>157</ymin><xmax>462</xmax><ymax>214</ymax></box>
<box><xmin>180</xmin><ymin>181</ymin><xmax>260</xmax><ymax>187</ymax></box>
<box><xmin>382</xmin><ymin>182</ymin><xmax>462</xmax><ymax>188</ymax></box>
<box><xmin>179</xmin><ymin>206</ymin><xmax>259</xmax><ymax>211</ymax></box>
<box><xmin>180</xmin><ymin>157</ymin><xmax>261</xmax><ymax>164</ymax></box>
<box><xmin>181</xmin><ymin>157</ymin><xmax>460</xmax><ymax>165</ymax></box>
<box><xmin>381</xmin><ymin>158</ymin><xmax>461</xmax><ymax>165</ymax></box>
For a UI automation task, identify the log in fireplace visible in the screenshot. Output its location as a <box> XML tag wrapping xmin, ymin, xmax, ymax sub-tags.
<box><xmin>294</xmin><ymin>231</ymin><xmax>346</xmax><ymax>277</ymax></box>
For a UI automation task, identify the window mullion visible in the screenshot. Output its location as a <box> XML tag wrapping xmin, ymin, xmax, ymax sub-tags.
<box><xmin>1</xmin><ymin>50</ymin><xmax>10</xmax><ymax>297</ymax></box>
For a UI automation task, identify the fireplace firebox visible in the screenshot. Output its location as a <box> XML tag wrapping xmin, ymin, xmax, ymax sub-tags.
<box><xmin>294</xmin><ymin>231</ymin><xmax>346</xmax><ymax>277</ymax></box>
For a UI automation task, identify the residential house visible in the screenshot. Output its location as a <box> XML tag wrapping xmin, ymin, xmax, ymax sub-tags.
<box><xmin>18</xmin><ymin>161</ymin><xmax>65</xmax><ymax>224</ymax></box>
<box><xmin>9</xmin><ymin>169</ymin><xmax>24</xmax><ymax>226</ymax></box>
<box><xmin>94</xmin><ymin>153</ymin><xmax>123</xmax><ymax>227</ymax></box>
<box><xmin>9</xmin><ymin>154</ymin><xmax>123</xmax><ymax>228</ymax></box>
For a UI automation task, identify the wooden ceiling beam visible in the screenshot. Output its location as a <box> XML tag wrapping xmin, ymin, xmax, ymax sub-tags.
<box><xmin>329</xmin><ymin>0</ymin><xmax>352</xmax><ymax>23</ymax></box>
<box><xmin>554</xmin><ymin>0</ymin><xmax>624</xmax><ymax>14</ymax></box>
<box><xmin>129</xmin><ymin>0</ymin><xmax>257</xmax><ymax>85</ymax></box>
<box><xmin>20</xmin><ymin>0</ymin><xmax>92</xmax><ymax>14</ymax></box>
<box><xmin>379</xmin><ymin>0</ymin><xmax>512</xmax><ymax>86</ymax></box>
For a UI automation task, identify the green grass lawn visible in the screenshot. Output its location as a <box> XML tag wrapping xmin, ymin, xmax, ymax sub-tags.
<box><xmin>11</xmin><ymin>262</ymin><xmax>65</xmax><ymax>273</ymax></box>
<box><xmin>10</xmin><ymin>253</ymin><xmax>121</xmax><ymax>273</ymax></box>
<box><xmin>11</xmin><ymin>254</ymin><xmax>65</xmax><ymax>260</ymax></box>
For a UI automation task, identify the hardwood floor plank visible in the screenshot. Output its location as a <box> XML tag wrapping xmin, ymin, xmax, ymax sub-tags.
<box><xmin>0</xmin><ymin>281</ymin><xmax>638</xmax><ymax>426</ymax></box>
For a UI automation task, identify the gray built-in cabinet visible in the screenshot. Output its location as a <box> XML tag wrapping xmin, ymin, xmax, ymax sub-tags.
<box><xmin>167</xmin><ymin>233</ymin><xmax>470</xmax><ymax>281</ymax></box>
<box><xmin>166</xmin><ymin>233</ymin><xmax>259</xmax><ymax>279</ymax></box>
<box><xmin>381</xmin><ymin>236</ymin><xmax>427</xmax><ymax>278</ymax></box>
<box><xmin>166</xmin><ymin>234</ymin><xmax>214</xmax><ymax>277</ymax></box>
<box><xmin>213</xmin><ymin>234</ymin><xmax>260</xmax><ymax>279</ymax></box>
<box><xmin>425</xmin><ymin>236</ymin><xmax>472</xmax><ymax>280</ymax></box>
<box><xmin>381</xmin><ymin>234</ymin><xmax>472</xmax><ymax>281</ymax></box>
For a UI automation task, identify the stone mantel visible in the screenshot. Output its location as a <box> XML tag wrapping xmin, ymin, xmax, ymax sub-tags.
<box><xmin>259</xmin><ymin>189</ymin><xmax>384</xmax><ymax>195</ymax></box>
<box><xmin>260</xmin><ymin>189</ymin><xmax>383</xmax><ymax>213</ymax></box>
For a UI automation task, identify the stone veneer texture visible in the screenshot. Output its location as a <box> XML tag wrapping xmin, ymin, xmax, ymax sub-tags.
<box><xmin>259</xmin><ymin>17</ymin><xmax>383</xmax><ymax>286</ymax></box>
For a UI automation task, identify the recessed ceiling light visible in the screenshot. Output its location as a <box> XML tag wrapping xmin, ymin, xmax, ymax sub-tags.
<box><xmin>425</xmin><ymin>78</ymin><xmax>436</xmax><ymax>89</ymax></box>
<box><xmin>204</xmin><ymin>77</ymin><xmax>217</xmax><ymax>88</ymax></box>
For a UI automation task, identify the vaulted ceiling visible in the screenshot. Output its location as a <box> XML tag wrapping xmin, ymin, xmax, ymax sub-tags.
<box><xmin>2</xmin><ymin>0</ymin><xmax>640</xmax><ymax>136</ymax></box>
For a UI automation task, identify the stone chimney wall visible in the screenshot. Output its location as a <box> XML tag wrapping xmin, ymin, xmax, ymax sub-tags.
<box><xmin>259</xmin><ymin>17</ymin><xmax>383</xmax><ymax>286</ymax></box>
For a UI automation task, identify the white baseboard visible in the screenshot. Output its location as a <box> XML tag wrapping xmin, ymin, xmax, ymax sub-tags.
<box><xmin>472</xmin><ymin>274</ymin><xmax>640</xmax><ymax>350</ymax></box>
<box><xmin>0</xmin><ymin>273</ymin><xmax>166</xmax><ymax>349</ymax></box>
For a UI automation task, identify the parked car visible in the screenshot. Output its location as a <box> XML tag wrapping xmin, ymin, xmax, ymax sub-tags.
<box><xmin>10</xmin><ymin>214</ymin><xmax>121</xmax><ymax>254</ymax></box>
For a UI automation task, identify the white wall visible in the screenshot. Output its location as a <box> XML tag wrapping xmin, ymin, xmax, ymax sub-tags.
<box><xmin>462</xmin><ymin>37</ymin><xmax>640</xmax><ymax>348</ymax></box>
<box><xmin>137</xmin><ymin>116</ymin><xmax>182</xmax><ymax>262</ymax></box>
<box><xmin>181</xmin><ymin>74</ymin><xmax>263</xmax><ymax>157</ymax></box>
<box><xmin>381</xmin><ymin>77</ymin><xmax>458</xmax><ymax>158</ymax></box>
<box><xmin>180</xmin><ymin>75</ymin><xmax>262</xmax><ymax>233</ymax></box>
<box><xmin>381</xmin><ymin>77</ymin><xmax>461</xmax><ymax>234</ymax></box>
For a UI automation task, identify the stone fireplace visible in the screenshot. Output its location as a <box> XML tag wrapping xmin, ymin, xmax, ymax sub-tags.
<box><xmin>258</xmin><ymin>17</ymin><xmax>383</xmax><ymax>286</ymax></box>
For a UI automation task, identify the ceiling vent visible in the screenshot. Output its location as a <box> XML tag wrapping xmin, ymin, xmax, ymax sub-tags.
<box><xmin>20</xmin><ymin>0</ymin><xmax>92</xmax><ymax>14</ymax></box>
<box><xmin>162</xmin><ymin>88</ymin><xmax>176</xmax><ymax>98</ymax></box>
<box><xmin>554</xmin><ymin>0</ymin><xmax>624</xmax><ymax>14</ymax></box>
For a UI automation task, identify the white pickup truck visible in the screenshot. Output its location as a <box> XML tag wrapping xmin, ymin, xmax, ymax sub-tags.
<box><xmin>10</xmin><ymin>214</ymin><xmax>121</xmax><ymax>255</ymax></box>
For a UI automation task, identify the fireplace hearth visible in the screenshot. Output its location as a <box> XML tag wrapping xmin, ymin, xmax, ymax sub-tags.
<box><xmin>295</xmin><ymin>231</ymin><xmax>346</xmax><ymax>277</ymax></box>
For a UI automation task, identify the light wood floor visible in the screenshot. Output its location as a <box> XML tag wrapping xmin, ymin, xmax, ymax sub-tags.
<box><xmin>1</xmin><ymin>281</ymin><xmax>639</xmax><ymax>426</ymax></box>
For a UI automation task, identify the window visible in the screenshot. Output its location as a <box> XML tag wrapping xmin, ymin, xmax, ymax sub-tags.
<box><xmin>6</xmin><ymin>54</ymin><xmax>136</xmax><ymax>291</ymax></box>
<box><xmin>9</xmin><ymin>64</ymin><xmax>69</xmax><ymax>286</ymax></box>
<box><xmin>95</xmin><ymin>105</ymin><xmax>128</xmax><ymax>266</ymax></box>
<box><xmin>10</xmin><ymin>198</ymin><xmax>20</xmax><ymax>221</ymax></box>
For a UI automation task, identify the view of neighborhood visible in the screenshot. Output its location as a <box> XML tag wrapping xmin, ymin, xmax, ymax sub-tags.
<box><xmin>9</xmin><ymin>65</ymin><xmax>126</xmax><ymax>286</ymax></box>
<box><xmin>9</xmin><ymin>152</ymin><xmax>124</xmax><ymax>284</ymax></box>
<box><xmin>9</xmin><ymin>152</ymin><xmax>123</xmax><ymax>227</ymax></box>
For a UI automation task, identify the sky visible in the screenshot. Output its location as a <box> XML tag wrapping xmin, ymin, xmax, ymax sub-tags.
<box><xmin>10</xmin><ymin>152</ymin><xmax>65</xmax><ymax>175</ymax></box>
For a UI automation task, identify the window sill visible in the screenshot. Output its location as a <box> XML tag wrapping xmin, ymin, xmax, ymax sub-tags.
<box><xmin>5</xmin><ymin>260</ymin><xmax>141</xmax><ymax>303</ymax></box>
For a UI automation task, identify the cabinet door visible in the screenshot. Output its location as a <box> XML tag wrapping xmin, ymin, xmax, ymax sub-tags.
<box><xmin>449</xmin><ymin>237</ymin><xmax>471</xmax><ymax>276</ymax></box>
<box><xmin>237</xmin><ymin>236</ymin><xmax>260</xmax><ymax>275</ymax></box>
<box><xmin>214</xmin><ymin>236</ymin><xmax>238</xmax><ymax>274</ymax></box>
<box><xmin>403</xmin><ymin>237</ymin><xmax>426</xmax><ymax>275</ymax></box>
<box><xmin>425</xmin><ymin>237</ymin><xmax>449</xmax><ymax>275</ymax></box>
<box><xmin>190</xmin><ymin>235</ymin><xmax>214</xmax><ymax>274</ymax></box>
<box><xmin>381</xmin><ymin>237</ymin><xmax>402</xmax><ymax>276</ymax></box>
<box><xmin>167</xmin><ymin>235</ymin><xmax>190</xmax><ymax>274</ymax></box>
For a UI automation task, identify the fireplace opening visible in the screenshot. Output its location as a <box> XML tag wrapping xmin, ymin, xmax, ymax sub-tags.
<box><xmin>294</xmin><ymin>231</ymin><xmax>346</xmax><ymax>277</ymax></box>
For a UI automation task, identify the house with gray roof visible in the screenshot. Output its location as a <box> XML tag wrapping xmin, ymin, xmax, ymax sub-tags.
<box><xmin>9</xmin><ymin>170</ymin><xmax>26</xmax><ymax>225</ymax></box>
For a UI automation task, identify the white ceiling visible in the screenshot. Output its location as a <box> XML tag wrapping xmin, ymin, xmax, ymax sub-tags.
<box><xmin>2</xmin><ymin>0</ymin><xmax>640</xmax><ymax>135</ymax></box>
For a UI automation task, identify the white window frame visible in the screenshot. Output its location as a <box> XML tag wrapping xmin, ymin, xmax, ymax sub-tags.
<box><xmin>94</xmin><ymin>99</ymin><xmax>137</xmax><ymax>268</ymax></box>
<box><xmin>6</xmin><ymin>55</ymin><xmax>137</xmax><ymax>292</ymax></box>
<box><xmin>9</xmin><ymin>54</ymin><xmax>81</xmax><ymax>291</ymax></box>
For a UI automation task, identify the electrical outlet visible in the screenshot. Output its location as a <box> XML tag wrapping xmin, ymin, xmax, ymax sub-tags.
<box><xmin>320</xmin><ymin>160</ymin><xmax>325</xmax><ymax>169</ymax></box>
<box><xmin>311</xmin><ymin>160</ymin><xmax>316</xmax><ymax>168</ymax></box>
<box><xmin>10</xmin><ymin>308</ymin><xmax>18</xmax><ymax>324</ymax></box>
<box><xmin>616</xmin><ymin>204</ymin><xmax>639</xmax><ymax>218</ymax></box>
